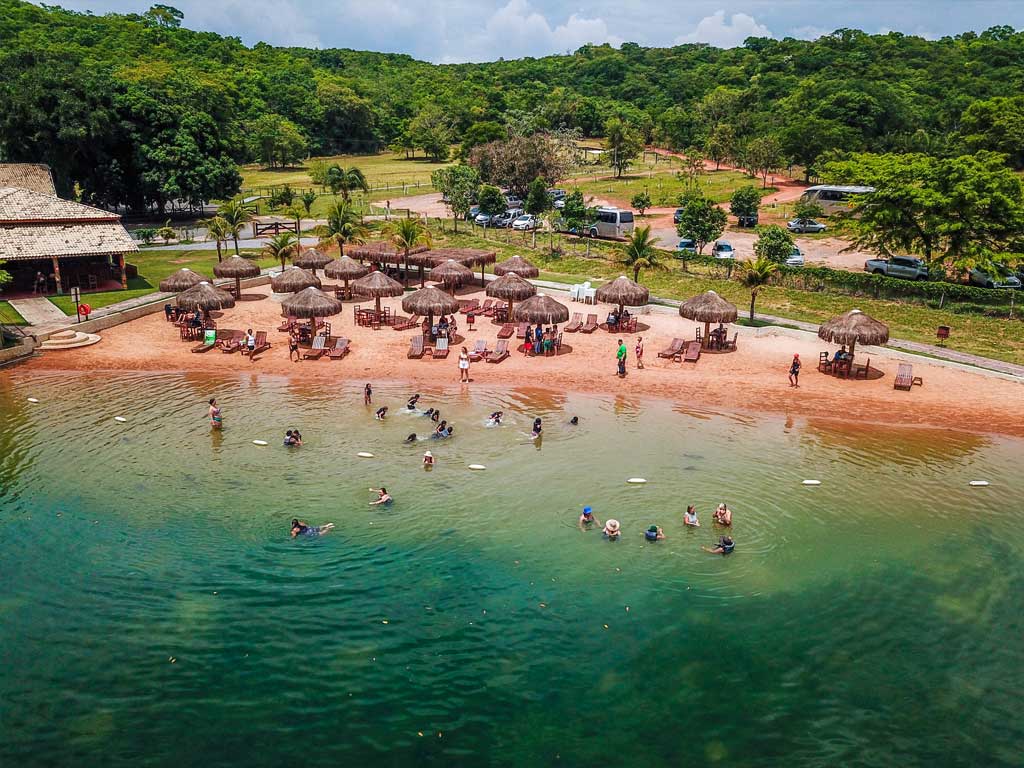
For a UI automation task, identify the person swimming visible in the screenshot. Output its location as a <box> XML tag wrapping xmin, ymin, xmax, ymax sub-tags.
<box><xmin>531</xmin><ymin>418</ymin><xmax>542</xmax><ymax>437</ymax></box>
<box><xmin>433</xmin><ymin>420</ymin><xmax>448</xmax><ymax>437</ymax></box>
<box><xmin>423</xmin><ymin>408</ymin><xmax>436</xmax><ymax>419</ymax></box>
<box><xmin>291</xmin><ymin>518</ymin><xmax>335</xmax><ymax>538</ymax></box>
<box><xmin>431</xmin><ymin>409</ymin><xmax>441</xmax><ymax>423</ymax></box>
<box><xmin>603</xmin><ymin>519</ymin><xmax>621</xmax><ymax>540</ymax></box>
<box><xmin>375</xmin><ymin>407</ymin><xmax>388</xmax><ymax>420</ymax></box>
<box><xmin>488</xmin><ymin>411</ymin><xmax>503</xmax><ymax>425</ymax></box>
<box><xmin>369</xmin><ymin>487</ymin><xmax>393</xmax><ymax>506</ymax></box>
<box><xmin>407</xmin><ymin>394</ymin><xmax>420</xmax><ymax>410</ymax></box>
<box><xmin>703</xmin><ymin>535</ymin><xmax>735</xmax><ymax>555</ymax></box>
<box><xmin>713</xmin><ymin>503</ymin><xmax>732</xmax><ymax>526</ymax></box>
<box><xmin>405</xmin><ymin>433</ymin><xmax>418</xmax><ymax>443</ymax></box>
<box><xmin>644</xmin><ymin>525</ymin><xmax>666</xmax><ymax>542</ymax></box>
<box><xmin>684</xmin><ymin>505</ymin><xmax>700</xmax><ymax>527</ymax></box>
<box><xmin>578</xmin><ymin>505</ymin><xmax>602</xmax><ymax>531</ymax></box>
<box><xmin>569</xmin><ymin>416</ymin><xmax>579</xmax><ymax>425</ymax></box>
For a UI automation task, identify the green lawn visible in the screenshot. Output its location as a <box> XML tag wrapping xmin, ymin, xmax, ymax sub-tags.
<box><xmin>571</xmin><ymin>169</ymin><xmax>774</xmax><ymax>209</ymax></box>
<box><xmin>0</xmin><ymin>301</ymin><xmax>26</xmax><ymax>325</ymax></box>
<box><xmin>46</xmin><ymin>249</ymin><xmax>282</xmax><ymax>316</ymax></box>
<box><xmin>240</xmin><ymin>151</ymin><xmax>451</xmax><ymax>195</ymax></box>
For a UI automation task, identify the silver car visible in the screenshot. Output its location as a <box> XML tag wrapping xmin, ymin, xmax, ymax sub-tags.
<box><xmin>787</xmin><ymin>218</ymin><xmax>827</xmax><ymax>234</ymax></box>
<box><xmin>969</xmin><ymin>268</ymin><xmax>1021</xmax><ymax>289</ymax></box>
<box><xmin>712</xmin><ymin>241</ymin><xmax>736</xmax><ymax>260</ymax></box>
<box><xmin>785</xmin><ymin>245</ymin><xmax>805</xmax><ymax>267</ymax></box>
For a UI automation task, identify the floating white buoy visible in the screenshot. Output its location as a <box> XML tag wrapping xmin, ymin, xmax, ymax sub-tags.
<box><xmin>252</xmin><ymin>440</ymin><xmax>268</xmax><ymax>446</ymax></box>
<box><xmin>26</xmin><ymin>397</ymin><xmax>39</xmax><ymax>403</ymax></box>
<box><xmin>468</xmin><ymin>464</ymin><xmax>486</xmax><ymax>471</ymax></box>
<box><xmin>114</xmin><ymin>416</ymin><xmax>127</xmax><ymax>423</ymax></box>
<box><xmin>969</xmin><ymin>480</ymin><xmax>990</xmax><ymax>487</ymax></box>
<box><xmin>802</xmin><ymin>480</ymin><xmax>821</xmax><ymax>486</ymax></box>
<box><xmin>627</xmin><ymin>478</ymin><xmax>647</xmax><ymax>484</ymax></box>
<box><xmin>357</xmin><ymin>452</ymin><xmax>374</xmax><ymax>458</ymax></box>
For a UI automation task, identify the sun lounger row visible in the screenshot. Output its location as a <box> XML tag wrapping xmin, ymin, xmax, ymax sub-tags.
<box><xmin>304</xmin><ymin>336</ymin><xmax>350</xmax><ymax>360</ymax></box>
<box><xmin>656</xmin><ymin>338</ymin><xmax>701</xmax><ymax>362</ymax></box>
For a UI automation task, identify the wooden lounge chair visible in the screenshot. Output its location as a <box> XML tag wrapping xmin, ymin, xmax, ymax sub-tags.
<box><xmin>497</xmin><ymin>323</ymin><xmax>514</xmax><ymax>339</ymax></box>
<box><xmin>277</xmin><ymin>316</ymin><xmax>297</xmax><ymax>332</ymax></box>
<box><xmin>682</xmin><ymin>340</ymin><xmax>701</xmax><ymax>363</ymax></box>
<box><xmin>408</xmin><ymin>335</ymin><xmax>425</xmax><ymax>359</ymax></box>
<box><xmin>487</xmin><ymin>339</ymin><xmax>509</xmax><ymax>363</ymax></box>
<box><xmin>393</xmin><ymin>315</ymin><xmax>420</xmax><ymax>332</ymax></box>
<box><xmin>327</xmin><ymin>337</ymin><xmax>350</xmax><ymax>360</ymax></box>
<box><xmin>468</xmin><ymin>339</ymin><xmax>489</xmax><ymax>361</ymax></box>
<box><xmin>515</xmin><ymin>322</ymin><xmax>528</xmax><ymax>339</ymax></box>
<box><xmin>564</xmin><ymin>312</ymin><xmax>583</xmax><ymax>333</ymax></box>
<box><xmin>459</xmin><ymin>299</ymin><xmax>480</xmax><ymax>314</ymax></box>
<box><xmin>658</xmin><ymin>338</ymin><xmax>685</xmax><ymax>359</ymax></box>
<box><xmin>581</xmin><ymin>314</ymin><xmax>599</xmax><ymax>333</ymax></box>
<box><xmin>433</xmin><ymin>336</ymin><xmax>450</xmax><ymax>359</ymax></box>
<box><xmin>250</xmin><ymin>331</ymin><xmax>270</xmax><ymax>357</ymax></box>
<box><xmin>191</xmin><ymin>339</ymin><xmax>216</xmax><ymax>353</ymax></box>
<box><xmin>479</xmin><ymin>299</ymin><xmax>495</xmax><ymax>316</ymax></box>
<box><xmin>303</xmin><ymin>335</ymin><xmax>327</xmax><ymax>360</ymax></box>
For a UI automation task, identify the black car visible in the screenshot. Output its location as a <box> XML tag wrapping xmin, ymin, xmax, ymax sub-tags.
<box><xmin>673</xmin><ymin>208</ymin><xmax>684</xmax><ymax>224</ymax></box>
<box><xmin>736</xmin><ymin>213</ymin><xmax>758</xmax><ymax>227</ymax></box>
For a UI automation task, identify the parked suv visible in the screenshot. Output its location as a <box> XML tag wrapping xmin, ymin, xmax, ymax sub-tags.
<box><xmin>864</xmin><ymin>256</ymin><xmax>929</xmax><ymax>281</ymax></box>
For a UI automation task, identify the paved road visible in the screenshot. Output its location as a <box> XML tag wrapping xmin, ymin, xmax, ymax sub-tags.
<box><xmin>141</xmin><ymin>236</ymin><xmax>322</xmax><ymax>252</ymax></box>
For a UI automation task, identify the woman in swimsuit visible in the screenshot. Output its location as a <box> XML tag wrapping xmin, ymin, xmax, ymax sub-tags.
<box><xmin>684</xmin><ymin>505</ymin><xmax>700</xmax><ymax>527</ymax></box>
<box><xmin>369</xmin><ymin>487</ymin><xmax>393</xmax><ymax>506</ymax></box>
<box><xmin>291</xmin><ymin>518</ymin><xmax>335</xmax><ymax>537</ymax></box>
<box><xmin>208</xmin><ymin>398</ymin><xmax>223</xmax><ymax>429</ymax></box>
<box><xmin>364</xmin><ymin>383</ymin><xmax>372</xmax><ymax>404</ymax></box>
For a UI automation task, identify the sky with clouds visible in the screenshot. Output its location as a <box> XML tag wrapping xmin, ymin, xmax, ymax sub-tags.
<box><xmin>47</xmin><ymin>0</ymin><xmax>1024</xmax><ymax>62</ymax></box>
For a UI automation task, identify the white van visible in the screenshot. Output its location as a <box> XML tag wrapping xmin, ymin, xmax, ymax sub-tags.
<box><xmin>799</xmin><ymin>185</ymin><xmax>874</xmax><ymax>215</ymax></box>
<box><xmin>588</xmin><ymin>207</ymin><xmax>634</xmax><ymax>239</ymax></box>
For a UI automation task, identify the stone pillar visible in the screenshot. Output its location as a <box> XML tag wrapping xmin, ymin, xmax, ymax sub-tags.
<box><xmin>119</xmin><ymin>253</ymin><xmax>127</xmax><ymax>289</ymax></box>
<box><xmin>52</xmin><ymin>256</ymin><xmax>62</xmax><ymax>295</ymax></box>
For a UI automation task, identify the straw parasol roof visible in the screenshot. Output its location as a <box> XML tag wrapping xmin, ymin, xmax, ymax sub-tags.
<box><xmin>281</xmin><ymin>287</ymin><xmax>342</xmax><ymax>320</ymax></box>
<box><xmin>351</xmin><ymin>270</ymin><xmax>404</xmax><ymax>298</ymax></box>
<box><xmin>494</xmin><ymin>255</ymin><xmax>539</xmax><ymax>278</ymax></box>
<box><xmin>596</xmin><ymin>275</ymin><xmax>649</xmax><ymax>314</ymax></box>
<box><xmin>159</xmin><ymin>268</ymin><xmax>208</xmax><ymax>293</ymax></box>
<box><xmin>401</xmin><ymin>286</ymin><xmax>460</xmax><ymax>318</ymax></box>
<box><xmin>271</xmin><ymin>266</ymin><xmax>321</xmax><ymax>293</ymax></box>
<box><xmin>430</xmin><ymin>259</ymin><xmax>474</xmax><ymax>287</ymax></box>
<box><xmin>292</xmin><ymin>247</ymin><xmax>332</xmax><ymax>273</ymax></box>
<box><xmin>513</xmin><ymin>293</ymin><xmax>569</xmax><ymax>325</ymax></box>
<box><xmin>348</xmin><ymin>241</ymin><xmax>429</xmax><ymax>261</ymax></box>
<box><xmin>486</xmin><ymin>272</ymin><xmax>537</xmax><ymax>302</ymax></box>
<box><xmin>212</xmin><ymin>255</ymin><xmax>261</xmax><ymax>299</ymax></box>
<box><xmin>679</xmin><ymin>290</ymin><xmax>738</xmax><ymax>348</ymax></box>
<box><xmin>324</xmin><ymin>255</ymin><xmax>369</xmax><ymax>281</ymax></box>
<box><xmin>818</xmin><ymin>309</ymin><xmax>889</xmax><ymax>355</ymax></box>
<box><xmin>427</xmin><ymin>247</ymin><xmax>497</xmax><ymax>286</ymax></box>
<box><xmin>176</xmin><ymin>281</ymin><xmax>235</xmax><ymax>312</ymax></box>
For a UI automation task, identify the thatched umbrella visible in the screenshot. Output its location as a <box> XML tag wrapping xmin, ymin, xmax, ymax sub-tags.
<box><xmin>494</xmin><ymin>255</ymin><xmax>540</xmax><ymax>279</ymax></box>
<box><xmin>292</xmin><ymin>248</ymin><xmax>332</xmax><ymax>276</ymax></box>
<box><xmin>159</xmin><ymin>268</ymin><xmax>208</xmax><ymax>293</ymax></box>
<box><xmin>213</xmin><ymin>255</ymin><xmax>261</xmax><ymax>299</ymax></box>
<box><xmin>818</xmin><ymin>309</ymin><xmax>889</xmax><ymax>358</ymax></box>
<box><xmin>401</xmin><ymin>286</ymin><xmax>460</xmax><ymax>332</ymax></box>
<box><xmin>430</xmin><ymin>259</ymin><xmax>474</xmax><ymax>289</ymax></box>
<box><xmin>271</xmin><ymin>266</ymin><xmax>321</xmax><ymax>293</ymax></box>
<box><xmin>324</xmin><ymin>255</ymin><xmax>369</xmax><ymax>299</ymax></box>
<box><xmin>679</xmin><ymin>290</ymin><xmax>738</xmax><ymax>348</ymax></box>
<box><xmin>176</xmin><ymin>281</ymin><xmax>235</xmax><ymax>316</ymax></box>
<box><xmin>282</xmin><ymin>287</ymin><xmax>343</xmax><ymax>343</ymax></box>
<box><xmin>351</xmin><ymin>270</ymin><xmax>405</xmax><ymax>319</ymax></box>
<box><xmin>429</xmin><ymin>248</ymin><xmax>496</xmax><ymax>287</ymax></box>
<box><xmin>486</xmin><ymin>271</ymin><xmax>536</xmax><ymax>319</ymax></box>
<box><xmin>596</xmin><ymin>275</ymin><xmax>649</xmax><ymax>316</ymax></box>
<box><xmin>513</xmin><ymin>293</ymin><xmax>569</xmax><ymax>325</ymax></box>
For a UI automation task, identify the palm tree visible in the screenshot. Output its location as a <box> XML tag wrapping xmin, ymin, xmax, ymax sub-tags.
<box><xmin>388</xmin><ymin>217</ymin><xmax>432</xmax><ymax>287</ymax></box>
<box><xmin>620</xmin><ymin>225</ymin><xmax>660</xmax><ymax>283</ymax></box>
<box><xmin>326</xmin><ymin>165</ymin><xmax>369</xmax><ymax>201</ymax></box>
<box><xmin>300</xmin><ymin>189</ymin><xmax>317</xmax><ymax>215</ymax></box>
<box><xmin>201</xmin><ymin>215</ymin><xmax>231</xmax><ymax>262</ymax></box>
<box><xmin>218</xmin><ymin>199</ymin><xmax>252</xmax><ymax>255</ymax></box>
<box><xmin>315</xmin><ymin>200</ymin><xmax>369</xmax><ymax>256</ymax></box>
<box><xmin>285</xmin><ymin>205</ymin><xmax>306</xmax><ymax>255</ymax></box>
<box><xmin>740</xmin><ymin>255</ymin><xmax>779</xmax><ymax>322</ymax></box>
<box><xmin>264</xmin><ymin>231</ymin><xmax>298</xmax><ymax>272</ymax></box>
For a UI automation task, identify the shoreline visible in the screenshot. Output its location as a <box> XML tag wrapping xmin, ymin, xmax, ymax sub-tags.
<box><xmin>10</xmin><ymin>284</ymin><xmax>1024</xmax><ymax>439</ymax></box>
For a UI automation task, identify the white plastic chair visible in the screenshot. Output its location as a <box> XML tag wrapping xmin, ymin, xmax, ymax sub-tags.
<box><xmin>584</xmin><ymin>287</ymin><xmax>597</xmax><ymax>304</ymax></box>
<box><xmin>569</xmin><ymin>284</ymin><xmax>581</xmax><ymax>301</ymax></box>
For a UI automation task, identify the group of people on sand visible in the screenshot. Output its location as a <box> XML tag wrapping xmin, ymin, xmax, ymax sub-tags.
<box><xmin>523</xmin><ymin>324</ymin><xmax>559</xmax><ymax>356</ymax></box>
<box><xmin>613</xmin><ymin>337</ymin><xmax>645</xmax><ymax>378</ymax></box>
<box><xmin>578</xmin><ymin>503</ymin><xmax>735</xmax><ymax>554</ymax></box>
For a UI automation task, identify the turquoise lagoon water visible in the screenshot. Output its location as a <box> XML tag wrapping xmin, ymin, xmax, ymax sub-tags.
<box><xmin>0</xmin><ymin>371</ymin><xmax>1021</xmax><ymax>767</ymax></box>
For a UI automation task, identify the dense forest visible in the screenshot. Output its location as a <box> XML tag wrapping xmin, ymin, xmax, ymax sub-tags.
<box><xmin>1</xmin><ymin>0</ymin><xmax>1023</xmax><ymax>213</ymax></box>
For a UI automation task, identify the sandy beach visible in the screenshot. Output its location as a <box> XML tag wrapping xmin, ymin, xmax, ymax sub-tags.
<box><xmin>19</xmin><ymin>283</ymin><xmax>1024</xmax><ymax>437</ymax></box>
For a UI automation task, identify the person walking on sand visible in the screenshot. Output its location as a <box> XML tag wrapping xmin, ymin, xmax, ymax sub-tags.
<box><xmin>788</xmin><ymin>353</ymin><xmax>801</xmax><ymax>387</ymax></box>
<box><xmin>364</xmin><ymin>383</ymin><xmax>372</xmax><ymax>405</ymax></box>
<box><xmin>289</xmin><ymin>329</ymin><xmax>301</xmax><ymax>362</ymax></box>
<box><xmin>616</xmin><ymin>339</ymin><xmax>628</xmax><ymax>378</ymax></box>
<box><xmin>635</xmin><ymin>336</ymin><xmax>645</xmax><ymax>369</ymax></box>
<box><xmin>459</xmin><ymin>346</ymin><xmax>471</xmax><ymax>382</ymax></box>
<box><xmin>208</xmin><ymin>398</ymin><xmax>223</xmax><ymax>430</ymax></box>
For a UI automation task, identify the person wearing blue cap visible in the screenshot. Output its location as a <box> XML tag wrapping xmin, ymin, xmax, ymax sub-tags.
<box><xmin>578</xmin><ymin>505</ymin><xmax>602</xmax><ymax>531</ymax></box>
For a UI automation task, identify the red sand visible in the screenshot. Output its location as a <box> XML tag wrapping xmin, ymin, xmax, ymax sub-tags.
<box><xmin>21</xmin><ymin>284</ymin><xmax>1024</xmax><ymax>438</ymax></box>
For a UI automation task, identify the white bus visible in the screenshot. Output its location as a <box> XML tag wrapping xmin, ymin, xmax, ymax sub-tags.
<box><xmin>588</xmin><ymin>207</ymin><xmax>634</xmax><ymax>239</ymax></box>
<box><xmin>799</xmin><ymin>185</ymin><xmax>875</xmax><ymax>215</ymax></box>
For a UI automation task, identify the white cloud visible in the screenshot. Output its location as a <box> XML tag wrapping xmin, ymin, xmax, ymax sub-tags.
<box><xmin>789</xmin><ymin>25</ymin><xmax>831</xmax><ymax>41</ymax></box>
<box><xmin>674</xmin><ymin>9</ymin><xmax>773</xmax><ymax>48</ymax></box>
<box><xmin>450</xmin><ymin>0</ymin><xmax>622</xmax><ymax>62</ymax></box>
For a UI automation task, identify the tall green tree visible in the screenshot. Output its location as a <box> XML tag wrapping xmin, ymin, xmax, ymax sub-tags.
<box><xmin>603</xmin><ymin>117</ymin><xmax>643</xmax><ymax>177</ymax></box>
<box><xmin>477</xmin><ymin>185</ymin><xmax>507</xmax><ymax>217</ymax></box>
<box><xmin>263</xmin><ymin>231</ymin><xmax>298</xmax><ymax>271</ymax></box>
<box><xmin>959</xmin><ymin>96</ymin><xmax>1024</xmax><ymax>169</ymax></box>
<box><xmin>408</xmin><ymin>106</ymin><xmax>454</xmax><ymax>161</ymax></box>
<box><xmin>316</xmin><ymin>200</ymin><xmax>368</xmax><ymax>256</ymax></box>
<box><xmin>525</xmin><ymin>177</ymin><xmax>550</xmax><ymax>216</ymax></box>
<box><xmin>745</xmin><ymin>136</ymin><xmax>785</xmax><ymax>188</ymax></box>
<box><xmin>325</xmin><ymin>165</ymin><xmax>369</xmax><ymax>200</ymax></box>
<box><xmin>753</xmin><ymin>225</ymin><xmax>795</xmax><ymax>263</ymax></box>
<box><xmin>630</xmin><ymin>191</ymin><xmax>652</xmax><ymax>216</ymax></box>
<box><xmin>620</xmin><ymin>225</ymin><xmax>660</xmax><ymax>283</ymax></box>
<box><xmin>740</xmin><ymin>256</ymin><xmax>779</xmax><ymax>322</ymax></box>
<box><xmin>201</xmin><ymin>216</ymin><xmax>230</xmax><ymax>262</ymax></box>
<box><xmin>431</xmin><ymin>165</ymin><xmax>480</xmax><ymax>232</ymax></box>
<box><xmin>217</xmin><ymin>199</ymin><xmax>252</xmax><ymax>255</ymax></box>
<box><xmin>704</xmin><ymin>124</ymin><xmax>736</xmax><ymax>171</ymax></box>
<box><xmin>250</xmin><ymin>114</ymin><xmax>306</xmax><ymax>168</ymax></box>
<box><xmin>729</xmin><ymin>186</ymin><xmax>761</xmax><ymax>219</ymax></box>
<box><xmin>300</xmin><ymin>189</ymin><xmax>317</xmax><ymax>215</ymax></box>
<box><xmin>675</xmin><ymin>193</ymin><xmax>727</xmax><ymax>255</ymax></box>
<box><xmin>388</xmin><ymin>217</ymin><xmax>432</xmax><ymax>287</ymax></box>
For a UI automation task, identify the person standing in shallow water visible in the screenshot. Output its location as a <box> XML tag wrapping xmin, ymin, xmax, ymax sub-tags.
<box><xmin>364</xmin><ymin>383</ymin><xmax>372</xmax><ymax>405</ymax></box>
<box><xmin>208</xmin><ymin>398</ymin><xmax>222</xmax><ymax>429</ymax></box>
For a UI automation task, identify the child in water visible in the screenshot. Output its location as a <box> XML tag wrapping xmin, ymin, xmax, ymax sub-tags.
<box><xmin>578</xmin><ymin>506</ymin><xmax>602</xmax><ymax>531</ymax></box>
<box><xmin>602</xmin><ymin>519</ymin><xmax>621</xmax><ymax>540</ymax></box>
<box><xmin>644</xmin><ymin>525</ymin><xmax>666</xmax><ymax>541</ymax></box>
<box><xmin>405</xmin><ymin>433</ymin><xmax>418</xmax><ymax>443</ymax></box>
<box><xmin>488</xmin><ymin>411</ymin><xmax>503</xmax><ymax>426</ymax></box>
<box><xmin>703</xmin><ymin>536</ymin><xmax>735</xmax><ymax>555</ymax></box>
<box><xmin>375</xmin><ymin>407</ymin><xmax>388</xmax><ymax>420</ymax></box>
<box><xmin>407</xmin><ymin>394</ymin><xmax>420</xmax><ymax>410</ymax></box>
<box><xmin>364</xmin><ymin>383</ymin><xmax>372</xmax><ymax>405</ymax></box>
<box><xmin>531</xmin><ymin>418</ymin><xmax>542</xmax><ymax>437</ymax></box>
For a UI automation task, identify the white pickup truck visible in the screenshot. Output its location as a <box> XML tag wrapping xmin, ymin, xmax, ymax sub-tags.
<box><xmin>864</xmin><ymin>256</ymin><xmax>930</xmax><ymax>281</ymax></box>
